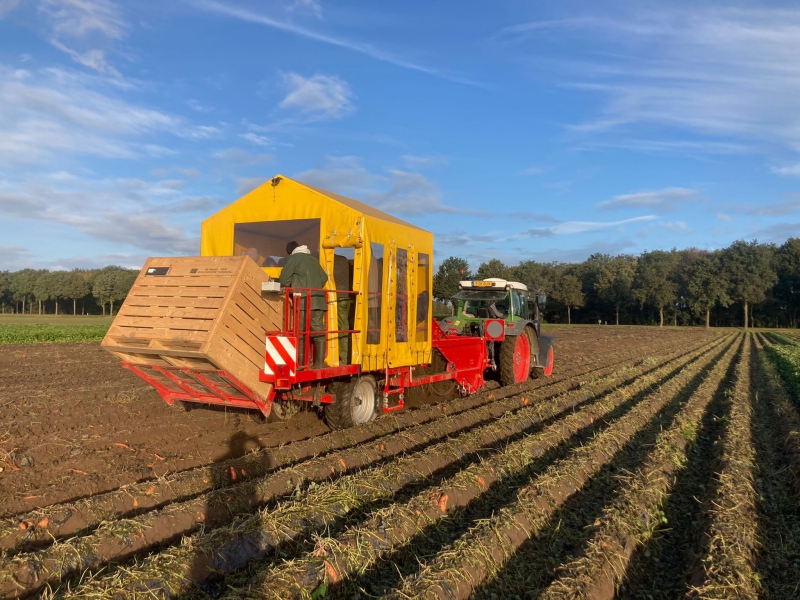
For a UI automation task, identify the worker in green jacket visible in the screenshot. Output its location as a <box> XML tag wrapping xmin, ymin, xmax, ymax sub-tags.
<box><xmin>279</xmin><ymin>241</ymin><xmax>329</xmax><ymax>368</ymax></box>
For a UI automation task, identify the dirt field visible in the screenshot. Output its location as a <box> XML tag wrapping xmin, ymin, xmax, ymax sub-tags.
<box><xmin>1</xmin><ymin>326</ymin><xmax>798</xmax><ymax>599</ymax></box>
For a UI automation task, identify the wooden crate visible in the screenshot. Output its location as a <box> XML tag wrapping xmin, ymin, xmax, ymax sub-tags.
<box><xmin>101</xmin><ymin>256</ymin><xmax>282</xmax><ymax>402</ymax></box>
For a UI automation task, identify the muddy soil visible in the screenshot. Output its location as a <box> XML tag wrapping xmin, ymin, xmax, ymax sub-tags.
<box><xmin>0</xmin><ymin>326</ymin><xmax>713</xmax><ymax>517</ymax></box>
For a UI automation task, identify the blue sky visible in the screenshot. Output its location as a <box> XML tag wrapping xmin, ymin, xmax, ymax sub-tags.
<box><xmin>1</xmin><ymin>0</ymin><xmax>799</xmax><ymax>271</ymax></box>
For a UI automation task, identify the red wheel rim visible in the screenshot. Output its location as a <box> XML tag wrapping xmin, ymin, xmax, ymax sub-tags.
<box><xmin>543</xmin><ymin>346</ymin><xmax>554</xmax><ymax>377</ymax></box>
<box><xmin>513</xmin><ymin>334</ymin><xmax>531</xmax><ymax>382</ymax></box>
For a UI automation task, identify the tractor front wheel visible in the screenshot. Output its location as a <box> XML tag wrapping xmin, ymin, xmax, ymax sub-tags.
<box><xmin>499</xmin><ymin>333</ymin><xmax>531</xmax><ymax>386</ymax></box>
<box><xmin>325</xmin><ymin>375</ymin><xmax>379</xmax><ymax>430</ymax></box>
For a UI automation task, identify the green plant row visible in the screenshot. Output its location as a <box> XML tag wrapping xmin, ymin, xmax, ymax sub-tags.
<box><xmin>763</xmin><ymin>334</ymin><xmax>800</xmax><ymax>399</ymax></box>
<box><xmin>0</xmin><ymin>323</ymin><xmax>109</xmax><ymax>344</ymax></box>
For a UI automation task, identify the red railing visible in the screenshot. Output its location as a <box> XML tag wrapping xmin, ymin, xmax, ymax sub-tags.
<box><xmin>267</xmin><ymin>287</ymin><xmax>360</xmax><ymax>372</ymax></box>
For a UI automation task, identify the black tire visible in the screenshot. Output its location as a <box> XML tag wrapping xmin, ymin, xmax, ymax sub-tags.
<box><xmin>499</xmin><ymin>333</ymin><xmax>532</xmax><ymax>386</ymax></box>
<box><xmin>267</xmin><ymin>399</ymin><xmax>301</xmax><ymax>423</ymax></box>
<box><xmin>324</xmin><ymin>375</ymin><xmax>379</xmax><ymax>430</ymax></box>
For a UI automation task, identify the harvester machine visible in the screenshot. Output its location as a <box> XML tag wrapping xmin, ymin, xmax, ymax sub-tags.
<box><xmin>102</xmin><ymin>175</ymin><xmax>554</xmax><ymax>430</ymax></box>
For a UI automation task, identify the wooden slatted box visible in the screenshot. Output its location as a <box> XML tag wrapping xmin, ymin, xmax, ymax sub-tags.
<box><xmin>101</xmin><ymin>256</ymin><xmax>282</xmax><ymax>402</ymax></box>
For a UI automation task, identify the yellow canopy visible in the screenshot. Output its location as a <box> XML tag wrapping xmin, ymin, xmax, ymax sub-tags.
<box><xmin>201</xmin><ymin>175</ymin><xmax>434</xmax><ymax>371</ymax></box>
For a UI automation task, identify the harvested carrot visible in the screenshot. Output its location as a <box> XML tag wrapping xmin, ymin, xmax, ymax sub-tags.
<box><xmin>229</xmin><ymin>466</ymin><xmax>237</xmax><ymax>481</ymax></box>
<box><xmin>240</xmin><ymin>468</ymin><xmax>246</xmax><ymax>477</ymax></box>
<box><xmin>18</xmin><ymin>522</ymin><xmax>27</xmax><ymax>530</ymax></box>
<box><xmin>37</xmin><ymin>518</ymin><xmax>49</xmax><ymax>528</ymax></box>
<box><xmin>153</xmin><ymin>453</ymin><xmax>165</xmax><ymax>461</ymax></box>
<box><xmin>70</xmin><ymin>469</ymin><xmax>89</xmax><ymax>475</ymax></box>
<box><xmin>325</xmin><ymin>560</ymin><xmax>340</xmax><ymax>584</ymax></box>
<box><xmin>338</xmin><ymin>458</ymin><xmax>347</xmax><ymax>470</ymax></box>
<box><xmin>145</xmin><ymin>486</ymin><xmax>156</xmax><ymax>495</ymax></box>
<box><xmin>132</xmin><ymin>497</ymin><xmax>139</xmax><ymax>508</ymax></box>
<box><xmin>114</xmin><ymin>443</ymin><xmax>133</xmax><ymax>451</ymax></box>
<box><xmin>197</xmin><ymin>513</ymin><xmax>205</xmax><ymax>522</ymax></box>
<box><xmin>437</xmin><ymin>494</ymin><xmax>449</xmax><ymax>512</ymax></box>
<box><xmin>476</xmin><ymin>476</ymin><xmax>486</xmax><ymax>488</ymax></box>
<box><xmin>22</xmin><ymin>495</ymin><xmax>38</xmax><ymax>500</ymax></box>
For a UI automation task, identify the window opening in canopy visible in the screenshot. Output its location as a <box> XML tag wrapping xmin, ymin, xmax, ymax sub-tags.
<box><xmin>334</xmin><ymin>248</ymin><xmax>355</xmax><ymax>364</ymax></box>
<box><xmin>232</xmin><ymin>219</ymin><xmax>320</xmax><ymax>267</ymax></box>
<box><xmin>367</xmin><ymin>243</ymin><xmax>384</xmax><ymax>345</ymax></box>
<box><xmin>416</xmin><ymin>253</ymin><xmax>430</xmax><ymax>342</ymax></box>
<box><xmin>395</xmin><ymin>248</ymin><xmax>408</xmax><ymax>343</ymax></box>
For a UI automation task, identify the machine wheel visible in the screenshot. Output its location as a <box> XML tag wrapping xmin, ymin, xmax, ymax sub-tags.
<box><xmin>324</xmin><ymin>375</ymin><xmax>379</xmax><ymax>430</ymax></box>
<box><xmin>500</xmin><ymin>333</ymin><xmax>531</xmax><ymax>386</ymax></box>
<box><xmin>267</xmin><ymin>399</ymin><xmax>301</xmax><ymax>423</ymax></box>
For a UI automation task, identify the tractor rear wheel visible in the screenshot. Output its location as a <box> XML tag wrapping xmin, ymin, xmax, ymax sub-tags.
<box><xmin>500</xmin><ymin>333</ymin><xmax>531</xmax><ymax>386</ymax></box>
<box><xmin>324</xmin><ymin>375</ymin><xmax>379</xmax><ymax>430</ymax></box>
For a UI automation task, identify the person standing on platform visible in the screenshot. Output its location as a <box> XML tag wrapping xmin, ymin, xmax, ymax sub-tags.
<box><xmin>279</xmin><ymin>241</ymin><xmax>329</xmax><ymax>368</ymax></box>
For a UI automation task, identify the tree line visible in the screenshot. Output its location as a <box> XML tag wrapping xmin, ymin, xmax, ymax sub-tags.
<box><xmin>433</xmin><ymin>239</ymin><xmax>800</xmax><ymax>329</ymax></box>
<box><xmin>0</xmin><ymin>266</ymin><xmax>139</xmax><ymax>316</ymax></box>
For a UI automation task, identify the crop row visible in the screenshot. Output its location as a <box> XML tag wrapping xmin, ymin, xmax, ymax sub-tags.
<box><xmin>14</xmin><ymin>336</ymin><xmax>732</xmax><ymax>599</ymax></box>
<box><xmin>387</xmin><ymin>334</ymin><xmax>741</xmax><ymax>599</ymax></box>
<box><xmin>0</xmin><ymin>330</ymin><xmax>722</xmax><ymax>555</ymax></box>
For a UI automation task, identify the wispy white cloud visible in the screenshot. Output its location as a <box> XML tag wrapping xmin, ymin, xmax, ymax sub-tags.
<box><xmin>499</xmin><ymin>8</ymin><xmax>800</xmax><ymax>151</ymax></box>
<box><xmin>771</xmin><ymin>163</ymin><xmax>800</xmax><ymax>176</ymax></box>
<box><xmin>0</xmin><ymin>0</ymin><xmax>22</xmax><ymax>18</ymax></box>
<box><xmin>0</xmin><ymin>63</ymin><xmax>219</xmax><ymax>163</ymax></box>
<box><xmin>519</xmin><ymin>166</ymin><xmax>545</xmax><ymax>176</ymax></box>
<box><xmin>598</xmin><ymin>187</ymin><xmax>699</xmax><ymax>212</ymax></box>
<box><xmin>729</xmin><ymin>197</ymin><xmax>800</xmax><ymax>216</ymax></box>
<box><xmin>287</xmin><ymin>0</ymin><xmax>322</xmax><ymax>19</ymax></box>
<box><xmin>0</xmin><ymin>172</ymin><xmax>212</xmax><ymax>254</ymax></box>
<box><xmin>294</xmin><ymin>156</ymin><xmax>485</xmax><ymax>217</ymax></box>
<box><xmin>240</xmin><ymin>132</ymin><xmax>273</xmax><ymax>147</ymax></box>
<box><xmin>40</xmin><ymin>0</ymin><xmax>126</xmax><ymax>39</ymax></box>
<box><xmin>188</xmin><ymin>0</ymin><xmax>478</xmax><ymax>85</ymax></box>
<box><xmin>521</xmin><ymin>216</ymin><xmax>657</xmax><ymax>237</ymax></box>
<box><xmin>35</xmin><ymin>0</ymin><xmax>127</xmax><ymax>74</ymax></box>
<box><xmin>401</xmin><ymin>155</ymin><xmax>449</xmax><ymax>170</ymax></box>
<box><xmin>295</xmin><ymin>155</ymin><xmax>377</xmax><ymax>191</ymax></box>
<box><xmin>661</xmin><ymin>220</ymin><xmax>693</xmax><ymax>234</ymax></box>
<box><xmin>748</xmin><ymin>222</ymin><xmax>800</xmax><ymax>244</ymax></box>
<box><xmin>279</xmin><ymin>72</ymin><xmax>355</xmax><ymax>122</ymax></box>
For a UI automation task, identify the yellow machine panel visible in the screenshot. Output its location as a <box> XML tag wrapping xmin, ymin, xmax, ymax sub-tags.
<box><xmin>201</xmin><ymin>175</ymin><xmax>434</xmax><ymax>371</ymax></box>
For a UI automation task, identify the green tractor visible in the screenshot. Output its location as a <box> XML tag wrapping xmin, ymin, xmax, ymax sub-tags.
<box><xmin>440</xmin><ymin>278</ymin><xmax>554</xmax><ymax>386</ymax></box>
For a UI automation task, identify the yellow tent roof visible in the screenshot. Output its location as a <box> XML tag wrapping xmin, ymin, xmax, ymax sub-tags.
<box><xmin>283</xmin><ymin>176</ymin><xmax>424</xmax><ymax>231</ymax></box>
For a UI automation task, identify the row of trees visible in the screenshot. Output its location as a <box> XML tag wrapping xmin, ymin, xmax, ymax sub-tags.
<box><xmin>0</xmin><ymin>266</ymin><xmax>139</xmax><ymax>316</ymax></box>
<box><xmin>433</xmin><ymin>239</ymin><xmax>799</xmax><ymax>329</ymax></box>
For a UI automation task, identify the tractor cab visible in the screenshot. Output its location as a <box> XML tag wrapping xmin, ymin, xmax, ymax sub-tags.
<box><xmin>442</xmin><ymin>278</ymin><xmax>538</xmax><ymax>334</ymax></box>
<box><xmin>440</xmin><ymin>278</ymin><xmax>554</xmax><ymax>386</ymax></box>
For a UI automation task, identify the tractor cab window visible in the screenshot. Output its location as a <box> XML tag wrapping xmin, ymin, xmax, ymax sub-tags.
<box><xmin>512</xmin><ymin>290</ymin><xmax>529</xmax><ymax>319</ymax></box>
<box><xmin>453</xmin><ymin>289</ymin><xmax>509</xmax><ymax>319</ymax></box>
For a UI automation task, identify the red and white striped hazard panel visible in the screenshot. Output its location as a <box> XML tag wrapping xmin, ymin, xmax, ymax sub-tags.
<box><xmin>264</xmin><ymin>336</ymin><xmax>297</xmax><ymax>377</ymax></box>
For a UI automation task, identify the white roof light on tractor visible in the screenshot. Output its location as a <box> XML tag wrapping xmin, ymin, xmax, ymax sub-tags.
<box><xmin>459</xmin><ymin>278</ymin><xmax>528</xmax><ymax>291</ymax></box>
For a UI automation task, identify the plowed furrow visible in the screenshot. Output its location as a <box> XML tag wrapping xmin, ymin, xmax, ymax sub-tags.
<box><xmin>685</xmin><ymin>335</ymin><xmax>757</xmax><ymax>598</ymax></box>
<box><xmin>745</xmin><ymin>334</ymin><xmax>800</xmax><ymax>598</ymax></box>
<box><xmin>537</xmin><ymin>335</ymin><xmax>745</xmax><ymax>600</ymax></box>
<box><xmin>216</xmin><ymin>336</ymin><xmax>736</xmax><ymax>599</ymax></box>
<box><xmin>0</xmin><ymin>333</ymin><xmax>716</xmax><ymax>554</ymax></box>
<box><xmin>381</xmin><ymin>335</ymin><xmax>741</xmax><ymax>600</ymax></box>
<box><xmin>27</xmin><ymin>337</ymin><xmax>730</xmax><ymax>599</ymax></box>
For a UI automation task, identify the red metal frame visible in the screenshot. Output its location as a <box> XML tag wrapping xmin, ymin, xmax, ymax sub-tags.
<box><xmin>121</xmin><ymin>362</ymin><xmax>275</xmax><ymax>417</ymax></box>
<box><xmin>122</xmin><ymin>285</ymin><xmax>535</xmax><ymax>418</ymax></box>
